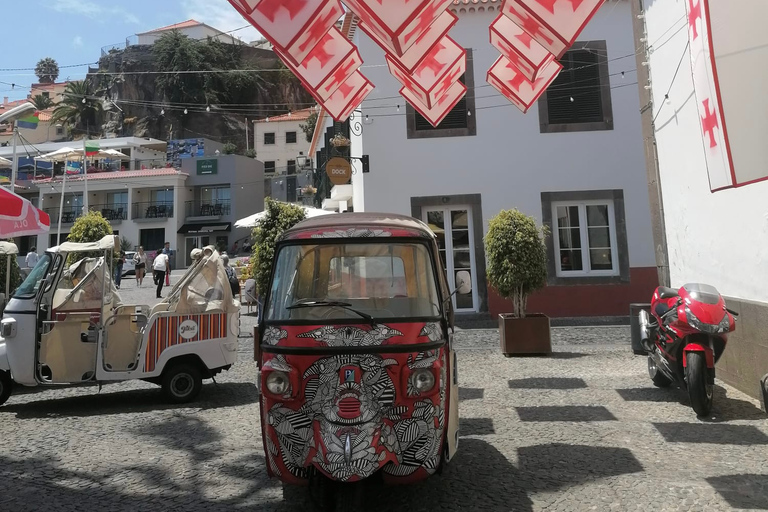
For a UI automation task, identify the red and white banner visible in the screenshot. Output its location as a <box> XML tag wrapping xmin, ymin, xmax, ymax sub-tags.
<box><xmin>274</xmin><ymin>28</ymin><xmax>362</xmax><ymax>102</ymax></box>
<box><xmin>321</xmin><ymin>71</ymin><xmax>375</xmax><ymax>121</ymax></box>
<box><xmin>400</xmin><ymin>80</ymin><xmax>467</xmax><ymax>127</ymax></box>
<box><xmin>228</xmin><ymin>0</ymin><xmax>343</xmax><ymax>66</ymax></box>
<box><xmin>487</xmin><ymin>55</ymin><xmax>562</xmax><ymax>113</ymax></box>
<box><xmin>343</xmin><ymin>0</ymin><xmax>454</xmax><ymax>55</ymax></box>
<box><xmin>490</xmin><ymin>13</ymin><xmax>554</xmax><ymax>81</ymax></box>
<box><xmin>685</xmin><ymin>0</ymin><xmax>734</xmax><ymax>191</ymax></box>
<box><xmin>387</xmin><ymin>35</ymin><xmax>465</xmax><ymax>109</ymax></box>
<box><xmin>502</xmin><ymin>0</ymin><xmax>605</xmax><ymax>59</ymax></box>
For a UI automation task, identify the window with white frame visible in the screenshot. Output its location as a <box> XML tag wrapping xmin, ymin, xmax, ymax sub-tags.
<box><xmin>552</xmin><ymin>200</ymin><xmax>619</xmax><ymax>277</ymax></box>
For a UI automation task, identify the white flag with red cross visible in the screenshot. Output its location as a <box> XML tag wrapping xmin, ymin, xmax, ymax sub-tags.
<box><xmin>228</xmin><ymin>0</ymin><xmax>343</xmax><ymax>66</ymax></box>
<box><xmin>487</xmin><ymin>55</ymin><xmax>562</xmax><ymax>113</ymax></box>
<box><xmin>685</xmin><ymin>0</ymin><xmax>734</xmax><ymax>191</ymax></box>
<box><xmin>490</xmin><ymin>13</ymin><xmax>554</xmax><ymax>81</ymax></box>
<box><xmin>400</xmin><ymin>80</ymin><xmax>467</xmax><ymax>127</ymax></box>
<box><xmin>387</xmin><ymin>35</ymin><xmax>466</xmax><ymax>109</ymax></box>
<box><xmin>320</xmin><ymin>71</ymin><xmax>375</xmax><ymax>121</ymax></box>
<box><xmin>502</xmin><ymin>0</ymin><xmax>605</xmax><ymax>59</ymax></box>
<box><xmin>343</xmin><ymin>0</ymin><xmax>454</xmax><ymax>55</ymax></box>
<box><xmin>274</xmin><ymin>28</ymin><xmax>362</xmax><ymax>102</ymax></box>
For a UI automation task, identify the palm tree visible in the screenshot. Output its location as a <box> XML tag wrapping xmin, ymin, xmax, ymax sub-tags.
<box><xmin>51</xmin><ymin>81</ymin><xmax>103</xmax><ymax>136</ymax></box>
<box><xmin>35</xmin><ymin>57</ymin><xmax>60</xmax><ymax>84</ymax></box>
<box><xmin>31</xmin><ymin>94</ymin><xmax>54</xmax><ymax>111</ymax></box>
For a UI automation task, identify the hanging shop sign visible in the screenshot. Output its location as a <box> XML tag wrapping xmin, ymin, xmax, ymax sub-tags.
<box><xmin>326</xmin><ymin>157</ymin><xmax>352</xmax><ymax>185</ymax></box>
<box><xmin>227</xmin><ymin>0</ymin><xmax>606</xmax><ymax>122</ymax></box>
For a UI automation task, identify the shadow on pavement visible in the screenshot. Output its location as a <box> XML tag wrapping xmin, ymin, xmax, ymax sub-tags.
<box><xmin>516</xmin><ymin>405</ymin><xmax>617</xmax><ymax>422</ymax></box>
<box><xmin>549</xmin><ymin>352</ymin><xmax>590</xmax><ymax>360</ymax></box>
<box><xmin>706</xmin><ymin>473</ymin><xmax>768</xmax><ymax>510</ymax></box>
<box><xmin>2</xmin><ymin>382</ymin><xmax>257</xmax><ymax>419</ymax></box>
<box><xmin>508</xmin><ymin>377</ymin><xmax>587</xmax><ymax>390</ymax></box>
<box><xmin>653</xmin><ymin>422</ymin><xmax>768</xmax><ymax>445</ymax></box>
<box><xmin>458</xmin><ymin>387</ymin><xmax>484</xmax><ymax>401</ymax></box>
<box><xmin>460</xmin><ymin>417</ymin><xmax>495</xmax><ymax>436</ymax></box>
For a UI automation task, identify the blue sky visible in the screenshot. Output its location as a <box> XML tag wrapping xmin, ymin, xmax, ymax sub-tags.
<box><xmin>2</xmin><ymin>0</ymin><xmax>261</xmax><ymax>101</ymax></box>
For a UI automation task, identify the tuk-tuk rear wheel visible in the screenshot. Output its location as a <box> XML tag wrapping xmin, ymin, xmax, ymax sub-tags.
<box><xmin>161</xmin><ymin>363</ymin><xmax>203</xmax><ymax>404</ymax></box>
<box><xmin>0</xmin><ymin>370</ymin><xmax>13</xmax><ymax>406</ymax></box>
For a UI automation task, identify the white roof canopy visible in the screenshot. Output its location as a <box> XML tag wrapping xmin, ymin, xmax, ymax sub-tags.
<box><xmin>52</xmin><ymin>235</ymin><xmax>117</xmax><ymax>253</ymax></box>
<box><xmin>0</xmin><ymin>242</ymin><xmax>19</xmax><ymax>255</ymax></box>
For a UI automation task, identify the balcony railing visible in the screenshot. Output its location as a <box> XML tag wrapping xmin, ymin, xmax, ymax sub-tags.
<box><xmin>45</xmin><ymin>206</ymin><xmax>83</xmax><ymax>225</ymax></box>
<box><xmin>93</xmin><ymin>203</ymin><xmax>127</xmax><ymax>221</ymax></box>
<box><xmin>185</xmin><ymin>200</ymin><xmax>231</xmax><ymax>218</ymax></box>
<box><xmin>133</xmin><ymin>201</ymin><xmax>175</xmax><ymax>220</ymax></box>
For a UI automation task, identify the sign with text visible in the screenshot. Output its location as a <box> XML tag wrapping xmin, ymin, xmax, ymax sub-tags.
<box><xmin>197</xmin><ymin>159</ymin><xmax>218</xmax><ymax>175</ymax></box>
<box><xmin>325</xmin><ymin>157</ymin><xmax>352</xmax><ymax>185</ymax></box>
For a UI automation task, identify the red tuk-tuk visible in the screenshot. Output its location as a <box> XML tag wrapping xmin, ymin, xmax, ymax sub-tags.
<box><xmin>256</xmin><ymin>213</ymin><xmax>464</xmax><ymax>507</ymax></box>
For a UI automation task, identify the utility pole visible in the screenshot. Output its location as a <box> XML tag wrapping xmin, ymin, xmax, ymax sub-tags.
<box><xmin>632</xmin><ymin>0</ymin><xmax>670</xmax><ymax>287</ymax></box>
<box><xmin>9</xmin><ymin>122</ymin><xmax>18</xmax><ymax>191</ymax></box>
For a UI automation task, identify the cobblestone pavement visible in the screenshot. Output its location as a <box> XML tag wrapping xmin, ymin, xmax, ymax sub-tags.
<box><xmin>1</xmin><ymin>276</ymin><xmax>767</xmax><ymax>511</ymax></box>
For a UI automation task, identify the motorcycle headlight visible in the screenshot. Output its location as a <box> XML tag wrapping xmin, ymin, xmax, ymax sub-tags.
<box><xmin>410</xmin><ymin>369</ymin><xmax>435</xmax><ymax>393</ymax></box>
<box><xmin>685</xmin><ymin>307</ymin><xmax>728</xmax><ymax>335</ymax></box>
<box><xmin>265</xmin><ymin>371</ymin><xmax>290</xmax><ymax>396</ymax></box>
<box><xmin>716</xmin><ymin>313</ymin><xmax>731</xmax><ymax>333</ymax></box>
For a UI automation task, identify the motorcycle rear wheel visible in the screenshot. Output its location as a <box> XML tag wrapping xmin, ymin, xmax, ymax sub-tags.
<box><xmin>647</xmin><ymin>355</ymin><xmax>672</xmax><ymax>388</ymax></box>
<box><xmin>686</xmin><ymin>351</ymin><xmax>714</xmax><ymax>417</ymax></box>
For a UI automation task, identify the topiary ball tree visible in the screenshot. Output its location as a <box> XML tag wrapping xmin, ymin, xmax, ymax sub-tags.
<box><xmin>484</xmin><ymin>209</ymin><xmax>549</xmax><ymax>318</ymax></box>
<box><xmin>249</xmin><ymin>198</ymin><xmax>307</xmax><ymax>296</ymax></box>
<box><xmin>67</xmin><ymin>211</ymin><xmax>114</xmax><ymax>263</ymax></box>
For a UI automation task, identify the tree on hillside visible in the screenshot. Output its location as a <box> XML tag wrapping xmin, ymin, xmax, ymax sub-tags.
<box><xmin>35</xmin><ymin>57</ymin><xmax>60</xmax><ymax>84</ymax></box>
<box><xmin>31</xmin><ymin>94</ymin><xmax>54</xmax><ymax>111</ymax></box>
<box><xmin>51</xmin><ymin>81</ymin><xmax>103</xmax><ymax>136</ymax></box>
<box><xmin>300</xmin><ymin>111</ymin><xmax>318</xmax><ymax>143</ymax></box>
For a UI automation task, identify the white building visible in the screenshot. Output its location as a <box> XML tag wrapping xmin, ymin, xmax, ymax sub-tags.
<box><xmin>641</xmin><ymin>0</ymin><xmax>768</xmax><ymax>400</ymax></box>
<box><xmin>253</xmin><ymin>108</ymin><xmax>314</xmax><ymax>175</ymax></box>
<box><xmin>314</xmin><ymin>0</ymin><xmax>657</xmax><ymax>318</ymax></box>
<box><xmin>136</xmin><ymin>20</ymin><xmax>240</xmax><ymax>46</ymax></box>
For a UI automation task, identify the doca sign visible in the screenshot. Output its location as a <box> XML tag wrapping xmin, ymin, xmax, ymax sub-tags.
<box><xmin>325</xmin><ymin>157</ymin><xmax>352</xmax><ymax>185</ymax></box>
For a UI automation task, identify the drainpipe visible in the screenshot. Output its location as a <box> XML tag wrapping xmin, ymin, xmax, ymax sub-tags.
<box><xmin>632</xmin><ymin>0</ymin><xmax>670</xmax><ymax>287</ymax></box>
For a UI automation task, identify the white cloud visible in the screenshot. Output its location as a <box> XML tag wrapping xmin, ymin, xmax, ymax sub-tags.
<box><xmin>47</xmin><ymin>0</ymin><xmax>141</xmax><ymax>24</ymax></box>
<box><xmin>72</xmin><ymin>36</ymin><xmax>83</xmax><ymax>48</ymax></box>
<box><xmin>184</xmin><ymin>0</ymin><xmax>262</xmax><ymax>43</ymax></box>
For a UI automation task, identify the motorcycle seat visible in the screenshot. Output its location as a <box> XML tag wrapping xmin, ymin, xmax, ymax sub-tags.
<box><xmin>658</xmin><ymin>286</ymin><xmax>679</xmax><ymax>300</ymax></box>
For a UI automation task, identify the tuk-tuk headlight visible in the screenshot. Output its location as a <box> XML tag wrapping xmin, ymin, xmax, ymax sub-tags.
<box><xmin>1</xmin><ymin>319</ymin><xmax>15</xmax><ymax>338</ymax></box>
<box><xmin>265</xmin><ymin>371</ymin><xmax>290</xmax><ymax>396</ymax></box>
<box><xmin>411</xmin><ymin>369</ymin><xmax>435</xmax><ymax>393</ymax></box>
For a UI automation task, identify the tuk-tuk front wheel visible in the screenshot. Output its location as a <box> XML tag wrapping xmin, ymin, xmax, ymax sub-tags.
<box><xmin>161</xmin><ymin>363</ymin><xmax>203</xmax><ymax>404</ymax></box>
<box><xmin>0</xmin><ymin>370</ymin><xmax>13</xmax><ymax>406</ymax></box>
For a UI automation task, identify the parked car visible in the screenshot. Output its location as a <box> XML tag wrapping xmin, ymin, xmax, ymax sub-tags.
<box><xmin>122</xmin><ymin>251</ymin><xmax>136</xmax><ymax>276</ymax></box>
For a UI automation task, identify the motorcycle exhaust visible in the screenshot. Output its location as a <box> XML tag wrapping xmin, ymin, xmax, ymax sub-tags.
<box><xmin>638</xmin><ymin>309</ymin><xmax>654</xmax><ymax>352</ymax></box>
<box><xmin>650</xmin><ymin>347</ymin><xmax>674</xmax><ymax>379</ymax></box>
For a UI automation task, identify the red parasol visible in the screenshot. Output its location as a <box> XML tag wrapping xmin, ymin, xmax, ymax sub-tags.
<box><xmin>0</xmin><ymin>186</ymin><xmax>51</xmax><ymax>238</ymax></box>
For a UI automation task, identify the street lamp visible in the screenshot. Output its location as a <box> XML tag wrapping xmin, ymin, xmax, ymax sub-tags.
<box><xmin>296</xmin><ymin>151</ymin><xmax>311</xmax><ymax>170</ymax></box>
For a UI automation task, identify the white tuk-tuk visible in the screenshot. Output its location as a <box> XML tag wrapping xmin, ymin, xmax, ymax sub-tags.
<box><xmin>0</xmin><ymin>236</ymin><xmax>239</xmax><ymax>406</ymax></box>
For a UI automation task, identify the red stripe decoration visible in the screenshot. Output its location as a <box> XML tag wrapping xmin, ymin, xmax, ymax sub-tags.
<box><xmin>144</xmin><ymin>313</ymin><xmax>228</xmax><ymax>372</ymax></box>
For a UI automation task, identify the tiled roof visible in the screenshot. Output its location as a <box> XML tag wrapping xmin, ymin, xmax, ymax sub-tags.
<box><xmin>451</xmin><ymin>0</ymin><xmax>502</xmax><ymax>4</ymax></box>
<box><xmin>33</xmin><ymin>168</ymin><xmax>188</xmax><ymax>184</ymax></box>
<box><xmin>142</xmin><ymin>19</ymin><xmax>202</xmax><ymax>34</ymax></box>
<box><xmin>450</xmin><ymin>0</ymin><xmax>502</xmax><ymax>10</ymax></box>
<box><xmin>255</xmin><ymin>107</ymin><xmax>317</xmax><ymax>123</ymax></box>
<box><xmin>0</xmin><ymin>98</ymin><xmax>31</xmax><ymax>110</ymax></box>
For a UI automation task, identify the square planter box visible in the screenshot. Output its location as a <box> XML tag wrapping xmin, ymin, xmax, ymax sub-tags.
<box><xmin>499</xmin><ymin>313</ymin><xmax>552</xmax><ymax>356</ymax></box>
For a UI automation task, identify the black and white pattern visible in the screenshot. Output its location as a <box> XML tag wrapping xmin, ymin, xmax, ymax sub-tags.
<box><xmin>263</xmin><ymin>327</ymin><xmax>288</xmax><ymax>346</ymax></box>
<box><xmin>420</xmin><ymin>322</ymin><xmax>443</xmax><ymax>342</ymax></box>
<box><xmin>297</xmin><ymin>324</ymin><xmax>403</xmax><ymax>347</ymax></box>
<box><xmin>311</xmin><ymin>228</ymin><xmax>393</xmax><ymax>239</ymax></box>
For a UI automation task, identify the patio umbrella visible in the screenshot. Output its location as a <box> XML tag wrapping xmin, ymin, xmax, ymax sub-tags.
<box><xmin>0</xmin><ymin>241</ymin><xmax>19</xmax><ymax>305</ymax></box>
<box><xmin>35</xmin><ymin>147</ymin><xmax>82</xmax><ymax>163</ymax></box>
<box><xmin>0</xmin><ymin>186</ymin><xmax>51</xmax><ymax>238</ymax></box>
<box><xmin>97</xmin><ymin>149</ymin><xmax>130</xmax><ymax>160</ymax></box>
<box><xmin>0</xmin><ymin>157</ymin><xmax>11</xmax><ymax>168</ymax></box>
<box><xmin>235</xmin><ymin>203</ymin><xmax>336</xmax><ymax>229</ymax></box>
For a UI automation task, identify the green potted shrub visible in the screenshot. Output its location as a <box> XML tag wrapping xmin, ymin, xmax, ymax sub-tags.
<box><xmin>484</xmin><ymin>209</ymin><xmax>551</xmax><ymax>356</ymax></box>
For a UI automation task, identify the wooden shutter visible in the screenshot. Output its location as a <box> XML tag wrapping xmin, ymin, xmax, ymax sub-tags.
<box><xmin>547</xmin><ymin>50</ymin><xmax>604</xmax><ymax>124</ymax></box>
<box><xmin>414</xmin><ymin>74</ymin><xmax>469</xmax><ymax>131</ymax></box>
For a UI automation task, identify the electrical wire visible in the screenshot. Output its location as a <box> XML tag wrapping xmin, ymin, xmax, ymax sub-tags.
<box><xmin>652</xmin><ymin>41</ymin><xmax>690</xmax><ymax>124</ymax></box>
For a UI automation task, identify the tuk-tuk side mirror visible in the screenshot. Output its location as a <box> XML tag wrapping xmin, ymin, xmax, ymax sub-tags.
<box><xmin>455</xmin><ymin>271</ymin><xmax>472</xmax><ymax>296</ymax></box>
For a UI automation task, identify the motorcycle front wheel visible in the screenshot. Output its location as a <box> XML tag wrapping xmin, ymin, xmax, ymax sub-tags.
<box><xmin>686</xmin><ymin>351</ymin><xmax>714</xmax><ymax>417</ymax></box>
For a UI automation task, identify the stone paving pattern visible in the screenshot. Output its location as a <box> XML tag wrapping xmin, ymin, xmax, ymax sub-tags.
<box><xmin>1</xmin><ymin>277</ymin><xmax>767</xmax><ymax>511</ymax></box>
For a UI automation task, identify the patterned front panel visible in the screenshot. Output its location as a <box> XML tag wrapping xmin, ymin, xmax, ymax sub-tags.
<box><xmin>260</xmin><ymin>322</ymin><xmax>451</xmax><ymax>484</ymax></box>
<box><xmin>144</xmin><ymin>313</ymin><xmax>227</xmax><ymax>372</ymax></box>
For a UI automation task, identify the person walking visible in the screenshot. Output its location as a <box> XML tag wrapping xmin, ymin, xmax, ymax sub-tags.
<box><xmin>114</xmin><ymin>251</ymin><xmax>125</xmax><ymax>290</ymax></box>
<box><xmin>222</xmin><ymin>255</ymin><xmax>240</xmax><ymax>296</ymax></box>
<box><xmin>163</xmin><ymin>242</ymin><xmax>172</xmax><ymax>287</ymax></box>
<box><xmin>153</xmin><ymin>248</ymin><xmax>170</xmax><ymax>299</ymax></box>
<box><xmin>135</xmin><ymin>247</ymin><xmax>147</xmax><ymax>287</ymax></box>
<box><xmin>25</xmin><ymin>247</ymin><xmax>39</xmax><ymax>269</ymax></box>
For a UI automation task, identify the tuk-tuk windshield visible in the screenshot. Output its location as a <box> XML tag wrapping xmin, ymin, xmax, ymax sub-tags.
<box><xmin>266</xmin><ymin>242</ymin><xmax>441</xmax><ymax>321</ymax></box>
<box><xmin>13</xmin><ymin>253</ymin><xmax>52</xmax><ymax>298</ymax></box>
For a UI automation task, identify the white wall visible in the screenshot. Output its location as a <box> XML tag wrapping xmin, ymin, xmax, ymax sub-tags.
<box><xmin>138</xmin><ymin>26</ymin><xmax>238</xmax><ymax>45</ymax></box>
<box><xmin>253</xmin><ymin>118</ymin><xmax>310</xmax><ymax>173</ymax></box>
<box><xmin>644</xmin><ymin>0</ymin><xmax>768</xmax><ymax>303</ymax></box>
<box><xmin>358</xmin><ymin>1</ymin><xmax>655</xmax><ymax>268</ymax></box>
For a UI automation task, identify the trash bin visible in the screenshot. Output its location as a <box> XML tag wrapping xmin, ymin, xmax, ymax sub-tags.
<box><xmin>629</xmin><ymin>303</ymin><xmax>651</xmax><ymax>355</ymax></box>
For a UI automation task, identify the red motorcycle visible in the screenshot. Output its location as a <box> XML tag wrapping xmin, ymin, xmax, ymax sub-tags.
<box><xmin>638</xmin><ymin>283</ymin><xmax>737</xmax><ymax>416</ymax></box>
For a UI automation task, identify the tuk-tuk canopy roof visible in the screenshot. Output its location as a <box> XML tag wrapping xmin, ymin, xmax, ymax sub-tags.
<box><xmin>50</xmin><ymin>235</ymin><xmax>117</xmax><ymax>254</ymax></box>
<box><xmin>279</xmin><ymin>212</ymin><xmax>436</xmax><ymax>241</ymax></box>
<box><xmin>0</xmin><ymin>242</ymin><xmax>19</xmax><ymax>255</ymax></box>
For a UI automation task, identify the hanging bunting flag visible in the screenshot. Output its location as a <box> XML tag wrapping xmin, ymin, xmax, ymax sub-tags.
<box><xmin>400</xmin><ymin>80</ymin><xmax>467</xmax><ymax>127</ymax></box>
<box><xmin>487</xmin><ymin>55</ymin><xmax>562</xmax><ymax>113</ymax></box>
<box><xmin>387</xmin><ymin>35</ymin><xmax>466</xmax><ymax>109</ymax></box>
<box><xmin>502</xmin><ymin>0</ymin><xmax>606</xmax><ymax>59</ymax></box>
<box><xmin>320</xmin><ymin>71</ymin><xmax>375</xmax><ymax>121</ymax></box>
<box><xmin>343</xmin><ymin>0</ymin><xmax>454</xmax><ymax>55</ymax></box>
<box><xmin>16</xmin><ymin>112</ymin><xmax>40</xmax><ymax>130</ymax></box>
<box><xmin>490</xmin><ymin>13</ymin><xmax>554</xmax><ymax>81</ymax></box>
<box><xmin>273</xmin><ymin>28</ymin><xmax>363</xmax><ymax>102</ymax></box>
<box><xmin>85</xmin><ymin>140</ymin><xmax>100</xmax><ymax>157</ymax></box>
<box><xmin>389</xmin><ymin>10</ymin><xmax>458</xmax><ymax>74</ymax></box>
<box><xmin>228</xmin><ymin>0</ymin><xmax>344</xmax><ymax>66</ymax></box>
